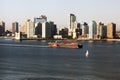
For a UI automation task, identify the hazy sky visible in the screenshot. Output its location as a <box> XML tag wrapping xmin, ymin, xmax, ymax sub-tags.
<box><xmin>0</xmin><ymin>0</ymin><xmax>120</xmax><ymax>30</ymax></box>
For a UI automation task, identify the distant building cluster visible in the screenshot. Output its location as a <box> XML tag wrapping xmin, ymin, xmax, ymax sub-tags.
<box><xmin>18</xmin><ymin>15</ymin><xmax>57</xmax><ymax>39</ymax></box>
<box><xmin>60</xmin><ymin>14</ymin><xmax>116</xmax><ymax>39</ymax></box>
<box><xmin>0</xmin><ymin>14</ymin><xmax>117</xmax><ymax>39</ymax></box>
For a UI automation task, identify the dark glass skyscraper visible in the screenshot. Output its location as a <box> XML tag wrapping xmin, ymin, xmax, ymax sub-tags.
<box><xmin>0</xmin><ymin>21</ymin><xmax>5</xmax><ymax>36</ymax></box>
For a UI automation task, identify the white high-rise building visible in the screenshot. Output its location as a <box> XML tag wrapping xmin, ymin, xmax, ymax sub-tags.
<box><xmin>72</xmin><ymin>21</ymin><xmax>77</xmax><ymax>39</ymax></box>
<box><xmin>68</xmin><ymin>14</ymin><xmax>77</xmax><ymax>38</ymax></box>
<box><xmin>26</xmin><ymin>19</ymin><xmax>34</xmax><ymax>38</ymax></box>
<box><xmin>69</xmin><ymin>14</ymin><xmax>76</xmax><ymax>32</ymax></box>
<box><xmin>89</xmin><ymin>21</ymin><xmax>97</xmax><ymax>39</ymax></box>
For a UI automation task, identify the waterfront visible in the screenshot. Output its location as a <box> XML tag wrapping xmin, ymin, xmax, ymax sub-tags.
<box><xmin>0</xmin><ymin>39</ymin><xmax>120</xmax><ymax>80</ymax></box>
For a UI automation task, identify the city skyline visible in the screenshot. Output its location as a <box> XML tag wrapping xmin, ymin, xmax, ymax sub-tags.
<box><xmin>0</xmin><ymin>0</ymin><xmax>120</xmax><ymax>30</ymax></box>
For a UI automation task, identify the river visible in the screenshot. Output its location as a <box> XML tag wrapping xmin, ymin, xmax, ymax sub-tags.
<box><xmin>0</xmin><ymin>38</ymin><xmax>120</xmax><ymax>80</ymax></box>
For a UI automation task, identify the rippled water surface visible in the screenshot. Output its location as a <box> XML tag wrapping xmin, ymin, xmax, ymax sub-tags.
<box><xmin>0</xmin><ymin>38</ymin><xmax>120</xmax><ymax>80</ymax></box>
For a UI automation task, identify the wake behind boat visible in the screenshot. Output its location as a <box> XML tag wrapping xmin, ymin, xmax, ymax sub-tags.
<box><xmin>48</xmin><ymin>40</ymin><xmax>83</xmax><ymax>49</ymax></box>
<box><xmin>0</xmin><ymin>43</ymin><xmax>49</xmax><ymax>48</ymax></box>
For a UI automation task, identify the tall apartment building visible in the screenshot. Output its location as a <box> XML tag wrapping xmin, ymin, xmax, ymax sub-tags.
<box><xmin>89</xmin><ymin>21</ymin><xmax>97</xmax><ymax>39</ymax></box>
<box><xmin>69</xmin><ymin>14</ymin><xmax>76</xmax><ymax>31</ymax></box>
<box><xmin>0</xmin><ymin>21</ymin><xmax>5</xmax><ymax>36</ymax></box>
<box><xmin>68</xmin><ymin>14</ymin><xmax>77</xmax><ymax>38</ymax></box>
<box><xmin>97</xmin><ymin>22</ymin><xmax>106</xmax><ymax>39</ymax></box>
<box><xmin>81</xmin><ymin>22</ymin><xmax>89</xmax><ymax>36</ymax></box>
<box><xmin>12</xmin><ymin>22</ymin><xmax>19</xmax><ymax>33</ymax></box>
<box><xmin>97</xmin><ymin>22</ymin><xmax>102</xmax><ymax>37</ymax></box>
<box><xmin>26</xmin><ymin>19</ymin><xmax>34</xmax><ymax>38</ymax></box>
<box><xmin>107</xmin><ymin>23</ymin><xmax>116</xmax><ymax>39</ymax></box>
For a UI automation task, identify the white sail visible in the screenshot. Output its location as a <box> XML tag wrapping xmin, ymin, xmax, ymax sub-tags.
<box><xmin>86</xmin><ymin>50</ymin><xmax>89</xmax><ymax>57</ymax></box>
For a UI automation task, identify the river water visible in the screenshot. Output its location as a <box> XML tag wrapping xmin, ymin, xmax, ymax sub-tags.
<box><xmin>0</xmin><ymin>38</ymin><xmax>120</xmax><ymax>80</ymax></box>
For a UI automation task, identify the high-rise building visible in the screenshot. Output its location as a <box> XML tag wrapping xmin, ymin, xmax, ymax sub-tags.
<box><xmin>12</xmin><ymin>22</ymin><xmax>19</xmax><ymax>33</ymax></box>
<box><xmin>49</xmin><ymin>21</ymin><xmax>54</xmax><ymax>37</ymax></box>
<box><xmin>89</xmin><ymin>21</ymin><xmax>97</xmax><ymax>39</ymax></box>
<box><xmin>68</xmin><ymin>14</ymin><xmax>77</xmax><ymax>38</ymax></box>
<box><xmin>97</xmin><ymin>22</ymin><xmax>102</xmax><ymax>37</ymax></box>
<box><xmin>97</xmin><ymin>22</ymin><xmax>103</xmax><ymax>39</ymax></box>
<box><xmin>53</xmin><ymin>24</ymin><xmax>57</xmax><ymax>35</ymax></box>
<box><xmin>76</xmin><ymin>23</ymin><xmax>82</xmax><ymax>38</ymax></box>
<box><xmin>26</xmin><ymin>19</ymin><xmax>34</xmax><ymax>38</ymax></box>
<box><xmin>81</xmin><ymin>22</ymin><xmax>89</xmax><ymax>35</ymax></box>
<box><xmin>107</xmin><ymin>23</ymin><xmax>116</xmax><ymax>39</ymax></box>
<box><xmin>0</xmin><ymin>21</ymin><xmax>5</xmax><ymax>36</ymax></box>
<box><xmin>102</xmin><ymin>25</ymin><xmax>107</xmax><ymax>38</ymax></box>
<box><xmin>42</xmin><ymin>21</ymin><xmax>56</xmax><ymax>38</ymax></box>
<box><xmin>97</xmin><ymin>22</ymin><xmax>106</xmax><ymax>39</ymax></box>
<box><xmin>51</xmin><ymin>23</ymin><xmax>57</xmax><ymax>37</ymax></box>
<box><xmin>35</xmin><ymin>22</ymin><xmax>42</xmax><ymax>37</ymax></box>
<box><xmin>20</xmin><ymin>23</ymin><xmax>27</xmax><ymax>35</ymax></box>
<box><xmin>42</xmin><ymin>22</ymin><xmax>52</xmax><ymax>38</ymax></box>
<box><xmin>73</xmin><ymin>21</ymin><xmax>77</xmax><ymax>38</ymax></box>
<box><xmin>69</xmin><ymin>14</ymin><xmax>76</xmax><ymax>31</ymax></box>
<box><xmin>34</xmin><ymin>15</ymin><xmax>47</xmax><ymax>36</ymax></box>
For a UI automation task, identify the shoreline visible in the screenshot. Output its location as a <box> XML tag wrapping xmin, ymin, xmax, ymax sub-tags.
<box><xmin>1</xmin><ymin>37</ymin><xmax>120</xmax><ymax>42</ymax></box>
<box><xmin>77</xmin><ymin>38</ymin><xmax>120</xmax><ymax>41</ymax></box>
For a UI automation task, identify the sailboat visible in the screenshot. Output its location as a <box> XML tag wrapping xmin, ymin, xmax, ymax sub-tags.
<box><xmin>86</xmin><ymin>50</ymin><xmax>89</xmax><ymax>57</ymax></box>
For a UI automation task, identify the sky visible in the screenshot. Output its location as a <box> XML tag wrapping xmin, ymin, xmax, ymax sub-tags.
<box><xmin>0</xmin><ymin>0</ymin><xmax>120</xmax><ymax>30</ymax></box>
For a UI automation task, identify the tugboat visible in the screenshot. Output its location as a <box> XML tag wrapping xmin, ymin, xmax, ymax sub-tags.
<box><xmin>48</xmin><ymin>40</ymin><xmax>83</xmax><ymax>49</ymax></box>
